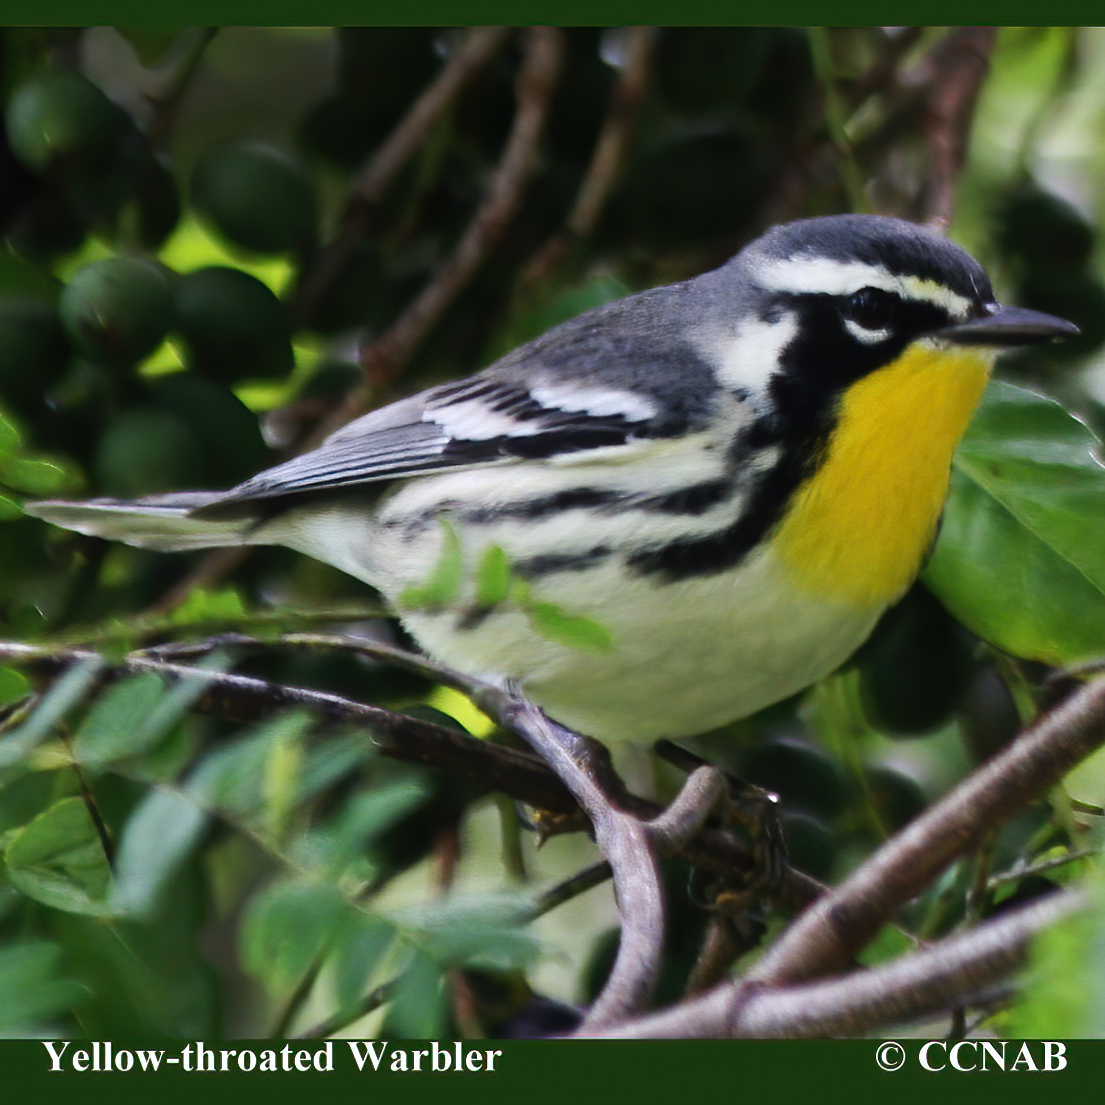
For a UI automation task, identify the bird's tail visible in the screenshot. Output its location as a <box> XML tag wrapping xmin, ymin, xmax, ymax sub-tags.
<box><xmin>25</xmin><ymin>492</ymin><xmax>253</xmax><ymax>552</ymax></box>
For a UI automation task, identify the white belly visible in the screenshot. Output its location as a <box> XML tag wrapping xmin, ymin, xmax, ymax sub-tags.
<box><xmin>403</xmin><ymin>546</ymin><xmax>881</xmax><ymax>742</ymax></box>
<box><xmin>265</xmin><ymin>485</ymin><xmax>884</xmax><ymax>745</ymax></box>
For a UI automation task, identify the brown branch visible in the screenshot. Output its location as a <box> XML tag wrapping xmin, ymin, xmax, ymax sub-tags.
<box><xmin>497</xmin><ymin>697</ymin><xmax>667</xmax><ymax>1028</ymax></box>
<box><xmin>312</xmin><ymin>26</ymin><xmax>567</xmax><ymax>442</ymax></box>
<box><xmin>748</xmin><ymin>673</ymin><xmax>1105</xmax><ymax>989</ymax></box>
<box><xmin>290</xmin><ymin>27</ymin><xmax>513</xmax><ymax>324</ymax></box>
<box><xmin>143</xmin><ymin>31</ymin><xmax>516</xmax><ymax>616</ymax></box>
<box><xmin>750</xmin><ymin>27</ymin><xmax>920</xmax><ymax>232</ymax></box>
<box><xmin>0</xmin><ymin>641</ymin><xmax>575</xmax><ymax>815</ymax></box>
<box><xmin>596</xmin><ymin>887</ymin><xmax>1085</xmax><ymax>1038</ymax></box>
<box><xmin>520</xmin><ymin>26</ymin><xmax>657</xmax><ymax>289</ymax></box>
<box><xmin>495</xmin><ymin>695</ymin><xmax>735</xmax><ymax>1031</ymax></box>
<box><xmin>755</xmin><ymin>27</ymin><xmax>990</xmax><ymax>232</ymax></box>
<box><xmin>920</xmin><ymin>27</ymin><xmax>997</xmax><ymax>227</ymax></box>
<box><xmin>0</xmin><ymin>638</ymin><xmax>805</xmax><ymax>898</ymax></box>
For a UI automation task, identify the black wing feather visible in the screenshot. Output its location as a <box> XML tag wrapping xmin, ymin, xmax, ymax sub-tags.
<box><xmin>199</xmin><ymin>378</ymin><xmax>649</xmax><ymax>513</ymax></box>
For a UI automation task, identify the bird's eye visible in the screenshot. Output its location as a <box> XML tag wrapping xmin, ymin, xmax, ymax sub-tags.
<box><xmin>842</xmin><ymin>287</ymin><xmax>895</xmax><ymax>334</ymax></box>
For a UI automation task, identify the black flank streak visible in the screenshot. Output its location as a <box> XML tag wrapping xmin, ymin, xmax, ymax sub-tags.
<box><xmin>640</xmin><ymin>480</ymin><xmax>731</xmax><ymax>514</ymax></box>
<box><xmin>464</xmin><ymin>487</ymin><xmax>620</xmax><ymax>523</ymax></box>
<box><xmin>514</xmin><ymin>546</ymin><xmax>613</xmax><ymax>578</ymax></box>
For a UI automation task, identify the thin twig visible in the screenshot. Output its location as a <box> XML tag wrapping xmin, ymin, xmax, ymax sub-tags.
<box><xmin>684</xmin><ymin>915</ymin><xmax>746</xmax><ymax>997</ymax></box>
<box><xmin>0</xmin><ymin>638</ymin><xmax>796</xmax><ymax>895</ymax></box>
<box><xmin>0</xmin><ymin>641</ymin><xmax>576</xmax><ymax>815</ymax></box>
<box><xmin>496</xmin><ymin>695</ymin><xmax>737</xmax><ymax>1031</ymax></box>
<box><xmin>987</xmin><ymin>846</ymin><xmax>1097</xmax><ymax>890</ymax></box>
<box><xmin>920</xmin><ymin>27</ymin><xmax>997</xmax><ymax>227</ymax></box>
<box><xmin>749</xmin><ymin>674</ymin><xmax>1105</xmax><ymax>989</ymax></box>
<box><xmin>596</xmin><ymin>887</ymin><xmax>1085</xmax><ymax>1038</ymax></box>
<box><xmin>148</xmin><ymin>632</ymin><xmax>826</xmax><ymax>902</ymax></box>
<box><xmin>291</xmin><ymin>27</ymin><xmax>512</xmax><ymax>324</ymax></box>
<box><xmin>271</xmin><ymin>956</ymin><xmax>324</xmax><ymax>1038</ymax></box>
<box><xmin>520</xmin><ymin>26</ymin><xmax>656</xmax><ymax>289</ymax></box>
<box><xmin>527</xmin><ymin>861</ymin><xmax>612</xmax><ymax>920</ymax></box>
<box><xmin>497</xmin><ymin>696</ymin><xmax>666</xmax><ymax>1028</ymax></box>
<box><xmin>312</xmin><ymin>26</ymin><xmax>566</xmax><ymax>442</ymax></box>
<box><xmin>295</xmin><ymin>978</ymin><xmax>399</xmax><ymax>1040</ymax></box>
<box><xmin>138</xmin><ymin>631</ymin><xmax>486</xmax><ymax>700</ymax></box>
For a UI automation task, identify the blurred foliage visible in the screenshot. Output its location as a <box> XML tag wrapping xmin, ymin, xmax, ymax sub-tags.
<box><xmin>0</xmin><ymin>25</ymin><xmax>1104</xmax><ymax>1038</ymax></box>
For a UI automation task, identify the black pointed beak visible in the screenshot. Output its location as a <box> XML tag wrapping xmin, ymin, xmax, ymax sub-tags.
<box><xmin>939</xmin><ymin>303</ymin><xmax>1080</xmax><ymax>346</ymax></box>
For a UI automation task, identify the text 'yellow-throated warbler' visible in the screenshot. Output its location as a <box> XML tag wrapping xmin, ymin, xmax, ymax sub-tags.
<box><xmin>28</xmin><ymin>215</ymin><xmax>1078</xmax><ymax>743</ymax></box>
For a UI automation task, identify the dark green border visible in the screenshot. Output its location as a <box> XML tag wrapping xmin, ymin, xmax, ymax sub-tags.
<box><xmin>0</xmin><ymin>1039</ymin><xmax>1101</xmax><ymax>1102</ymax></box>
<box><xmin>2</xmin><ymin>11</ymin><xmax>1102</xmax><ymax>1101</ymax></box>
<box><xmin>2</xmin><ymin>2</ymin><xmax>1105</xmax><ymax>26</ymax></box>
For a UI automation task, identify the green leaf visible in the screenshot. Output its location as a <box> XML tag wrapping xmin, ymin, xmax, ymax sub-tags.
<box><xmin>261</xmin><ymin>720</ymin><xmax>304</xmax><ymax>842</ymax></box>
<box><xmin>0</xmin><ymin>494</ymin><xmax>23</xmax><ymax>521</ymax></box>
<box><xmin>168</xmin><ymin>587</ymin><xmax>248</xmax><ymax>624</ymax></box>
<box><xmin>188</xmin><ymin>710</ymin><xmax>314</xmax><ymax>818</ymax></box>
<box><xmin>0</xmin><ymin>665</ymin><xmax>29</xmax><ymax>708</ymax></box>
<box><xmin>0</xmin><ymin>655</ymin><xmax>102</xmax><ymax>770</ymax></box>
<box><xmin>524</xmin><ymin>600</ymin><xmax>615</xmax><ymax>654</ymax></box>
<box><xmin>474</xmin><ymin>544</ymin><xmax>510</xmax><ymax>608</ymax></box>
<box><xmin>0</xmin><ymin>454</ymin><xmax>81</xmax><ymax>496</ymax></box>
<box><xmin>297</xmin><ymin>779</ymin><xmax>431</xmax><ymax>875</ymax></box>
<box><xmin>398</xmin><ymin>516</ymin><xmax>463</xmax><ymax>610</ymax></box>
<box><xmin>5</xmin><ymin>796</ymin><xmax>112</xmax><ymax>916</ymax></box>
<box><xmin>0</xmin><ymin>941</ymin><xmax>84</xmax><ymax>1031</ymax></box>
<box><xmin>110</xmin><ymin>788</ymin><xmax>209</xmax><ymax>918</ymax></box>
<box><xmin>0</xmin><ymin>413</ymin><xmax>20</xmax><ymax>457</ymax></box>
<box><xmin>240</xmin><ymin>876</ymin><xmax>347</xmax><ymax>995</ymax></box>
<box><xmin>1008</xmin><ymin>869</ymin><xmax>1105</xmax><ymax>1036</ymax></box>
<box><xmin>924</xmin><ymin>381</ymin><xmax>1105</xmax><ymax>665</ymax></box>
<box><xmin>383</xmin><ymin>948</ymin><xmax>447</xmax><ymax>1040</ymax></box>
<box><xmin>71</xmin><ymin>671</ymin><xmax>168</xmax><ymax>766</ymax></box>
<box><xmin>331</xmin><ymin>912</ymin><xmax>395</xmax><ymax>1013</ymax></box>
<box><xmin>402</xmin><ymin>892</ymin><xmax>538</xmax><ymax>969</ymax></box>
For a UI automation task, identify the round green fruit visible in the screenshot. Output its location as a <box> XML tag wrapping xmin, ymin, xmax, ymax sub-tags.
<box><xmin>93</xmin><ymin>406</ymin><xmax>204</xmax><ymax>496</ymax></box>
<box><xmin>6</xmin><ymin>69</ymin><xmax>120</xmax><ymax>177</ymax></box>
<box><xmin>59</xmin><ymin>257</ymin><xmax>174</xmax><ymax>369</ymax></box>
<box><xmin>859</xmin><ymin>586</ymin><xmax>975</xmax><ymax>737</ymax></box>
<box><xmin>174</xmin><ymin>266</ymin><xmax>293</xmax><ymax>382</ymax></box>
<box><xmin>150</xmin><ymin>372</ymin><xmax>267</xmax><ymax>484</ymax></box>
<box><xmin>191</xmin><ymin>141</ymin><xmax>317</xmax><ymax>255</ymax></box>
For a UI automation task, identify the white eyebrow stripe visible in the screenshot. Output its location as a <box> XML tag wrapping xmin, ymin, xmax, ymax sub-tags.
<box><xmin>754</xmin><ymin>256</ymin><xmax>973</xmax><ymax>319</ymax></box>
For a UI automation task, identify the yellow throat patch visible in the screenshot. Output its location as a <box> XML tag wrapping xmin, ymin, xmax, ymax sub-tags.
<box><xmin>774</xmin><ymin>342</ymin><xmax>992</xmax><ymax>608</ymax></box>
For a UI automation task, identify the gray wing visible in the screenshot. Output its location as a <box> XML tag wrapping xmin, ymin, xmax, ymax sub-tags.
<box><xmin>201</xmin><ymin>287</ymin><xmax>723</xmax><ymax>511</ymax></box>
<box><xmin>30</xmin><ymin>279</ymin><xmax>729</xmax><ymax>548</ymax></box>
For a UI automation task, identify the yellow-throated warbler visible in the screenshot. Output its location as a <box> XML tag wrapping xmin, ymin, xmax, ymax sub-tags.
<box><xmin>29</xmin><ymin>215</ymin><xmax>1077</xmax><ymax>743</ymax></box>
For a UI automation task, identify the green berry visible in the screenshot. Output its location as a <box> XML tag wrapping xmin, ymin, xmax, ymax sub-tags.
<box><xmin>5</xmin><ymin>70</ymin><xmax>120</xmax><ymax>177</ymax></box>
<box><xmin>93</xmin><ymin>406</ymin><xmax>204</xmax><ymax>496</ymax></box>
<box><xmin>174</xmin><ymin>266</ymin><xmax>293</xmax><ymax>382</ymax></box>
<box><xmin>59</xmin><ymin>257</ymin><xmax>174</xmax><ymax>369</ymax></box>
<box><xmin>191</xmin><ymin>141</ymin><xmax>317</xmax><ymax>254</ymax></box>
